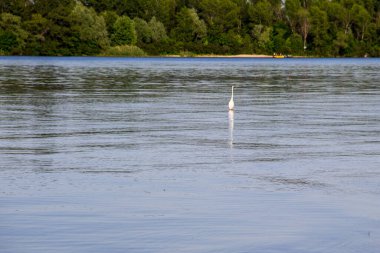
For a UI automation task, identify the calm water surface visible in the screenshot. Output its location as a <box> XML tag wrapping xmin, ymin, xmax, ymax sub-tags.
<box><xmin>1</xmin><ymin>57</ymin><xmax>380</xmax><ymax>253</ymax></box>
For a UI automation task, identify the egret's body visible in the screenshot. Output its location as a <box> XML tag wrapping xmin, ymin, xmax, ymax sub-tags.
<box><xmin>228</xmin><ymin>86</ymin><xmax>235</xmax><ymax>110</ymax></box>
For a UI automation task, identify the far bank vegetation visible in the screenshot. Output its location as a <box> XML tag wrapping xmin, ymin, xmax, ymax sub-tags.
<box><xmin>0</xmin><ymin>0</ymin><xmax>379</xmax><ymax>57</ymax></box>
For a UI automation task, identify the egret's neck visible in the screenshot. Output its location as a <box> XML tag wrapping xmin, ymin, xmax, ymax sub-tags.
<box><xmin>231</xmin><ymin>86</ymin><xmax>234</xmax><ymax>99</ymax></box>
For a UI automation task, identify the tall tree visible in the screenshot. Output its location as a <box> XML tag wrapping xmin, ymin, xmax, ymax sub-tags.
<box><xmin>251</xmin><ymin>24</ymin><xmax>273</xmax><ymax>53</ymax></box>
<box><xmin>34</xmin><ymin>0</ymin><xmax>76</xmax><ymax>55</ymax></box>
<box><xmin>297</xmin><ymin>8</ymin><xmax>310</xmax><ymax>51</ymax></box>
<box><xmin>0</xmin><ymin>12</ymin><xmax>28</xmax><ymax>54</ymax></box>
<box><xmin>134</xmin><ymin>17</ymin><xmax>153</xmax><ymax>44</ymax></box>
<box><xmin>327</xmin><ymin>1</ymin><xmax>353</xmax><ymax>35</ymax></box>
<box><xmin>199</xmin><ymin>0</ymin><xmax>240</xmax><ymax>44</ymax></box>
<box><xmin>100</xmin><ymin>10</ymin><xmax>119</xmax><ymax>35</ymax></box>
<box><xmin>111</xmin><ymin>15</ymin><xmax>137</xmax><ymax>46</ymax></box>
<box><xmin>351</xmin><ymin>3</ymin><xmax>371</xmax><ymax>40</ymax></box>
<box><xmin>173</xmin><ymin>7</ymin><xmax>207</xmax><ymax>42</ymax></box>
<box><xmin>285</xmin><ymin>0</ymin><xmax>301</xmax><ymax>32</ymax></box>
<box><xmin>68</xmin><ymin>2</ymin><xmax>109</xmax><ymax>54</ymax></box>
<box><xmin>23</xmin><ymin>14</ymin><xmax>51</xmax><ymax>55</ymax></box>
<box><xmin>248</xmin><ymin>0</ymin><xmax>274</xmax><ymax>26</ymax></box>
<box><xmin>149</xmin><ymin>16</ymin><xmax>168</xmax><ymax>43</ymax></box>
<box><xmin>309</xmin><ymin>5</ymin><xmax>330</xmax><ymax>54</ymax></box>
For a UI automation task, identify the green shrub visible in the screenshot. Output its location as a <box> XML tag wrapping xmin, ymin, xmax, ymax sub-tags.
<box><xmin>100</xmin><ymin>45</ymin><xmax>147</xmax><ymax>56</ymax></box>
<box><xmin>179</xmin><ymin>50</ymin><xmax>196</xmax><ymax>57</ymax></box>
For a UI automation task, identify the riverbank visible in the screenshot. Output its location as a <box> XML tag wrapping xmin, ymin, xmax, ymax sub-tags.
<box><xmin>163</xmin><ymin>53</ymin><xmax>274</xmax><ymax>58</ymax></box>
<box><xmin>160</xmin><ymin>53</ymin><xmax>308</xmax><ymax>58</ymax></box>
<box><xmin>196</xmin><ymin>54</ymin><xmax>273</xmax><ymax>58</ymax></box>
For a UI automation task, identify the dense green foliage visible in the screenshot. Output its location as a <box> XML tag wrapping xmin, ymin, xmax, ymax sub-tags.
<box><xmin>0</xmin><ymin>0</ymin><xmax>379</xmax><ymax>56</ymax></box>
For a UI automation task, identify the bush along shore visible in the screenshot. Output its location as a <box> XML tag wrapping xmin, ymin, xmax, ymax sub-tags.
<box><xmin>0</xmin><ymin>0</ymin><xmax>379</xmax><ymax>57</ymax></box>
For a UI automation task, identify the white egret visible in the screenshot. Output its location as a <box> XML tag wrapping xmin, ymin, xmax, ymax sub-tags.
<box><xmin>228</xmin><ymin>86</ymin><xmax>235</xmax><ymax>110</ymax></box>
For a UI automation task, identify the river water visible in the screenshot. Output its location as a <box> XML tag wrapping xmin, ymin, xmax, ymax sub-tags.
<box><xmin>0</xmin><ymin>57</ymin><xmax>379</xmax><ymax>253</ymax></box>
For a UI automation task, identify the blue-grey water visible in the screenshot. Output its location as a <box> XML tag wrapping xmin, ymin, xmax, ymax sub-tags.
<box><xmin>0</xmin><ymin>57</ymin><xmax>379</xmax><ymax>253</ymax></box>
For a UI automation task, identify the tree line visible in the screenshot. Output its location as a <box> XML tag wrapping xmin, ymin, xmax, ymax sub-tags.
<box><xmin>1</xmin><ymin>0</ymin><xmax>379</xmax><ymax>56</ymax></box>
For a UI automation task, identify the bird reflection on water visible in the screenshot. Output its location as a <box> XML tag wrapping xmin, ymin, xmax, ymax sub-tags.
<box><xmin>228</xmin><ymin>110</ymin><xmax>234</xmax><ymax>148</ymax></box>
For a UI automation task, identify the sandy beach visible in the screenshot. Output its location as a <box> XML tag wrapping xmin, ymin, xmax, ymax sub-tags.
<box><xmin>197</xmin><ymin>54</ymin><xmax>272</xmax><ymax>58</ymax></box>
<box><xmin>164</xmin><ymin>53</ymin><xmax>273</xmax><ymax>58</ymax></box>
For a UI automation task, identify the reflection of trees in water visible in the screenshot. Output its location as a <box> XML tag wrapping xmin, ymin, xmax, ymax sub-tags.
<box><xmin>0</xmin><ymin>65</ymin><xmax>141</xmax><ymax>97</ymax></box>
<box><xmin>0</xmin><ymin>65</ymin><xmax>66</xmax><ymax>93</ymax></box>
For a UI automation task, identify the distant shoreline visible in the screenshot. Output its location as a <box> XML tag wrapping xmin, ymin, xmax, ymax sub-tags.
<box><xmin>195</xmin><ymin>54</ymin><xmax>273</xmax><ymax>58</ymax></box>
<box><xmin>2</xmin><ymin>54</ymin><xmax>375</xmax><ymax>58</ymax></box>
<box><xmin>160</xmin><ymin>54</ymin><xmax>308</xmax><ymax>58</ymax></box>
<box><xmin>164</xmin><ymin>54</ymin><xmax>274</xmax><ymax>58</ymax></box>
<box><xmin>0</xmin><ymin>54</ymin><xmax>275</xmax><ymax>58</ymax></box>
